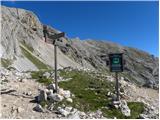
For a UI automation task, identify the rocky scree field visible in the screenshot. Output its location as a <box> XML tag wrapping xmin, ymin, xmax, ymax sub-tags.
<box><xmin>2</xmin><ymin>67</ymin><xmax>155</xmax><ymax>119</ymax></box>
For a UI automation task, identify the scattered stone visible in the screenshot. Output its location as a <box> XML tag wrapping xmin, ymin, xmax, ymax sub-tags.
<box><xmin>58</xmin><ymin>88</ymin><xmax>71</xmax><ymax>98</ymax></box>
<box><xmin>66</xmin><ymin>98</ymin><xmax>73</xmax><ymax>103</ymax></box>
<box><xmin>63</xmin><ymin>90</ymin><xmax>71</xmax><ymax>98</ymax></box>
<box><xmin>19</xmin><ymin>79</ymin><xmax>27</xmax><ymax>82</ymax></box>
<box><xmin>107</xmin><ymin>91</ymin><xmax>111</xmax><ymax>97</ymax></box>
<box><xmin>57</xmin><ymin>107</ymin><xmax>70</xmax><ymax>117</ymax></box>
<box><xmin>11</xmin><ymin>106</ymin><xmax>17</xmax><ymax>113</ymax></box>
<box><xmin>48</xmin><ymin>93</ymin><xmax>64</xmax><ymax>102</ymax></box>
<box><xmin>25</xmin><ymin>91</ymin><xmax>32</xmax><ymax>96</ymax></box>
<box><xmin>33</xmin><ymin>104</ymin><xmax>44</xmax><ymax>112</ymax></box>
<box><xmin>65</xmin><ymin>106</ymin><xmax>73</xmax><ymax>112</ymax></box>
<box><xmin>68</xmin><ymin>111</ymin><xmax>80</xmax><ymax>119</ymax></box>
<box><xmin>119</xmin><ymin>100</ymin><xmax>131</xmax><ymax>117</ymax></box>
<box><xmin>38</xmin><ymin>90</ymin><xmax>47</xmax><ymax>102</ymax></box>
<box><xmin>47</xmin><ymin>84</ymin><xmax>56</xmax><ymax>91</ymax></box>
<box><xmin>17</xmin><ymin>107</ymin><xmax>24</xmax><ymax>113</ymax></box>
<box><xmin>79</xmin><ymin>111</ymin><xmax>86</xmax><ymax>118</ymax></box>
<box><xmin>3</xmin><ymin>104</ymin><xmax>7</xmax><ymax>107</ymax></box>
<box><xmin>114</xmin><ymin>104</ymin><xmax>119</xmax><ymax>109</ymax></box>
<box><xmin>43</xmin><ymin>72</ymin><xmax>50</xmax><ymax>79</ymax></box>
<box><xmin>46</xmin><ymin>89</ymin><xmax>53</xmax><ymax>96</ymax></box>
<box><xmin>111</xmin><ymin>94</ymin><xmax>117</xmax><ymax>101</ymax></box>
<box><xmin>139</xmin><ymin>114</ymin><xmax>149</xmax><ymax>119</ymax></box>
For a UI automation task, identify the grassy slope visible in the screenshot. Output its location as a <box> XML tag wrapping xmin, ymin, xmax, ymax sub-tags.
<box><xmin>30</xmin><ymin>68</ymin><xmax>144</xmax><ymax>119</ymax></box>
<box><xmin>1</xmin><ymin>58</ymin><xmax>12</xmax><ymax>68</ymax></box>
<box><xmin>59</xmin><ymin>69</ymin><xmax>145</xmax><ymax>119</ymax></box>
<box><xmin>31</xmin><ymin>70</ymin><xmax>53</xmax><ymax>85</ymax></box>
<box><xmin>20</xmin><ymin>45</ymin><xmax>49</xmax><ymax>70</ymax></box>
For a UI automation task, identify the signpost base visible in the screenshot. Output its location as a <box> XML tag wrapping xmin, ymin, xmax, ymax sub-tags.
<box><xmin>115</xmin><ymin>72</ymin><xmax>119</xmax><ymax>101</ymax></box>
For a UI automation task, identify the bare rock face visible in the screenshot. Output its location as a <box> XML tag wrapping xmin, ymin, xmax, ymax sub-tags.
<box><xmin>1</xmin><ymin>6</ymin><xmax>81</xmax><ymax>71</ymax></box>
<box><xmin>1</xmin><ymin>5</ymin><xmax>159</xmax><ymax>89</ymax></box>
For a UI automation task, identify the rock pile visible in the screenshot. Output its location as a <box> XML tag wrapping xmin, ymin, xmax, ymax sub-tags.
<box><xmin>34</xmin><ymin>83</ymin><xmax>73</xmax><ymax>113</ymax></box>
<box><xmin>139</xmin><ymin>104</ymin><xmax>159</xmax><ymax>119</ymax></box>
<box><xmin>34</xmin><ymin>83</ymin><xmax>107</xmax><ymax>119</ymax></box>
<box><xmin>119</xmin><ymin>100</ymin><xmax>131</xmax><ymax>117</ymax></box>
<box><xmin>36</xmin><ymin>84</ymin><xmax>73</xmax><ymax>104</ymax></box>
<box><xmin>111</xmin><ymin>99</ymin><xmax>131</xmax><ymax>117</ymax></box>
<box><xmin>0</xmin><ymin>67</ymin><xmax>31</xmax><ymax>90</ymax></box>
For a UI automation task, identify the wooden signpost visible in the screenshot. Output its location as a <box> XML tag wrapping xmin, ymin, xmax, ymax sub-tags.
<box><xmin>43</xmin><ymin>25</ymin><xmax>65</xmax><ymax>93</ymax></box>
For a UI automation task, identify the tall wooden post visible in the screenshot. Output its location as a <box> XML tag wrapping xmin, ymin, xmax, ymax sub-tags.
<box><xmin>54</xmin><ymin>43</ymin><xmax>58</xmax><ymax>93</ymax></box>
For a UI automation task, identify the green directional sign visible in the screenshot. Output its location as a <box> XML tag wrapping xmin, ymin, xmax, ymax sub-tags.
<box><xmin>109</xmin><ymin>53</ymin><xmax>123</xmax><ymax>72</ymax></box>
<box><xmin>113</xmin><ymin>58</ymin><xmax>120</xmax><ymax>64</ymax></box>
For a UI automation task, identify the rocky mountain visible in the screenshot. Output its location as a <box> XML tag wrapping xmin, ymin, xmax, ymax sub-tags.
<box><xmin>1</xmin><ymin>5</ymin><xmax>159</xmax><ymax>89</ymax></box>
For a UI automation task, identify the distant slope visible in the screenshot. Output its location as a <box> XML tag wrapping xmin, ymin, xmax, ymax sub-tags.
<box><xmin>63</xmin><ymin>39</ymin><xmax>159</xmax><ymax>89</ymax></box>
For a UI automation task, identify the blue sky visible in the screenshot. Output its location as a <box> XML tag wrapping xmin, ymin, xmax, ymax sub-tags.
<box><xmin>1</xmin><ymin>1</ymin><xmax>159</xmax><ymax>56</ymax></box>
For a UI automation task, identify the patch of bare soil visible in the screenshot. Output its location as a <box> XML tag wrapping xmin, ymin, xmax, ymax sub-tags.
<box><xmin>0</xmin><ymin>78</ymin><xmax>57</xmax><ymax>119</ymax></box>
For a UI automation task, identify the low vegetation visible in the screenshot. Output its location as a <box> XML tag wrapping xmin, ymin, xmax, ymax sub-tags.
<box><xmin>59</xmin><ymin>69</ymin><xmax>145</xmax><ymax>119</ymax></box>
<box><xmin>20</xmin><ymin>45</ymin><xmax>49</xmax><ymax>70</ymax></box>
<box><xmin>21</xmin><ymin>41</ymin><xmax>34</xmax><ymax>52</ymax></box>
<box><xmin>31</xmin><ymin>69</ymin><xmax>145</xmax><ymax>118</ymax></box>
<box><xmin>31</xmin><ymin>70</ymin><xmax>53</xmax><ymax>85</ymax></box>
<box><xmin>1</xmin><ymin>58</ymin><xmax>12</xmax><ymax>68</ymax></box>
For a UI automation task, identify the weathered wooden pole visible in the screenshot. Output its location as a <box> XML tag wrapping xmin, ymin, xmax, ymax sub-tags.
<box><xmin>54</xmin><ymin>43</ymin><xmax>58</xmax><ymax>93</ymax></box>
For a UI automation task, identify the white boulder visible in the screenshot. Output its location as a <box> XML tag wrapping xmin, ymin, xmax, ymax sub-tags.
<box><xmin>65</xmin><ymin>106</ymin><xmax>73</xmax><ymax>112</ymax></box>
<box><xmin>43</xmin><ymin>72</ymin><xmax>50</xmax><ymax>78</ymax></box>
<box><xmin>38</xmin><ymin>90</ymin><xmax>47</xmax><ymax>102</ymax></box>
<box><xmin>57</xmin><ymin>107</ymin><xmax>70</xmax><ymax>117</ymax></box>
<box><xmin>66</xmin><ymin>98</ymin><xmax>73</xmax><ymax>103</ymax></box>
<box><xmin>119</xmin><ymin>100</ymin><xmax>131</xmax><ymax>117</ymax></box>
<box><xmin>47</xmin><ymin>84</ymin><xmax>56</xmax><ymax>90</ymax></box>
<box><xmin>33</xmin><ymin>104</ymin><xmax>44</xmax><ymax>112</ymax></box>
<box><xmin>48</xmin><ymin>93</ymin><xmax>64</xmax><ymax>102</ymax></box>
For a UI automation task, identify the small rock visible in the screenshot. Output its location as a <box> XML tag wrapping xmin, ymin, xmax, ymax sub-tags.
<box><xmin>139</xmin><ymin>114</ymin><xmax>149</xmax><ymax>119</ymax></box>
<box><xmin>114</xmin><ymin>105</ymin><xmax>119</xmax><ymax>109</ymax></box>
<box><xmin>33</xmin><ymin>104</ymin><xmax>43</xmax><ymax>112</ymax></box>
<box><xmin>26</xmin><ymin>91</ymin><xmax>32</xmax><ymax>96</ymax></box>
<box><xmin>111</xmin><ymin>94</ymin><xmax>117</xmax><ymax>101</ymax></box>
<box><xmin>20</xmin><ymin>79</ymin><xmax>27</xmax><ymax>82</ymax></box>
<box><xmin>48</xmin><ymin>93</ymin><xmax>64</xmax><ymax>102</ymax></box>
<box><xmin>38</xmin><ymin>90</ymin><xmax>47</xmax><ymax>102</ymax></box>
<box><xmin>17</xmin><ymin>107</ymin><xmax>24</xmax><ymax>113</ymax></box>
<box><xmin>119</xmin><ymin>100</ymin><xmax>131</xmax><ymax>117</ymax></box>
<box><xmin>66</xmin><ymin>98</ymin><xmax>73</xmax><ymax>103</ymax></box>
<box><xmin>11</xmin><ymin>106</ymin><xmax>16</xmax><ymax>113</ymax></box>
<box><xmin>43</xmin><ymin>72</ymin><xmax>50</xmax><ymax>78</ymax></box>
<box><xmin>107</xmin><ymin>91</ymin><xmax>111</xmax><ymax>97</ymax></box>
<box><xmin>46</xmin><ymin>89</ymin><xmax>53</xmax><ymax>95</ymax></box>
<box><xmin>63</xmin><ymin>90</ymin><xmax>71</xmax><ymax>98</ymax></box>
<box><xmin>79</xmin><ymin>111</ymin><xmax>86</xmax><ymax>117</ymax></box>
<box><xmin>57</xmin><ymin>107</ymin><xmax>70</xmax><ymax>117</ymax></box>
<box><xmin>65</xmin><ymin>106</ymin><xmax>73</xmax><ymax>112</ymax></box>
<box><xmin>68</xmin><ymin>111</ymin><xmax>81</xmax><ymax>119</ymax></box>
<box><xmin>3</xmin><ymin>104</ymin><xmax>7</xmax><ymax>107</ymax></box>
<box><xmin>47</xmin><ymin>84</ymin><xmax>56</xmax><ymax>91</ymax></box>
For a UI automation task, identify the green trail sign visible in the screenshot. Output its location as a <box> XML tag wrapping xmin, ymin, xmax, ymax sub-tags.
<box><xmin>109</xmin><ymin>53</ymin><xmax>123</xmax><ymax>72</ymax></box>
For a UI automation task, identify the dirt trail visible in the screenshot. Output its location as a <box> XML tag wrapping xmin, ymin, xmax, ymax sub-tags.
<box><xmin>0</xmin><ymin>78</ymin><xmax>57</xmax><ymax>119</ymax></box>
